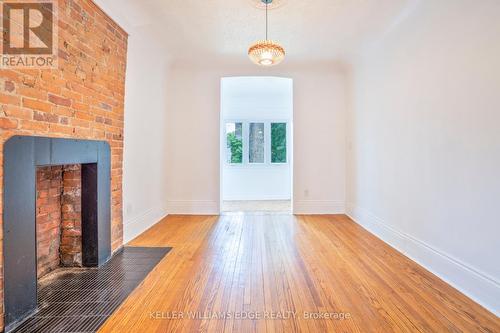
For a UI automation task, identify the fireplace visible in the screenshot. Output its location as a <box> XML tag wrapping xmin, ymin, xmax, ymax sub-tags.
<box><xmin>3</xmin><ymin>136</ymin><xmax>111</xmax><ymax>330</ymax></box>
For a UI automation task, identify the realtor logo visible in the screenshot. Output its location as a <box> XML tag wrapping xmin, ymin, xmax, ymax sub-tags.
<box><xmin>1</xmin><ymin>0</ymin><xmax>58</xmax><ymax>68</ymax></box>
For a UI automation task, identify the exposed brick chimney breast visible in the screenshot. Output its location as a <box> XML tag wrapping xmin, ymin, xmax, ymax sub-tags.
<box><xmin>0</xmin><ymin>0</ymin><xmax>128</xmax><ymax>329</ymax></box>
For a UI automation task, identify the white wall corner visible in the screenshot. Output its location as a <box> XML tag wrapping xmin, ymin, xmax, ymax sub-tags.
<box><xmin>123</xmin><ymin>205</ymin><xmax>169</xmax><ymax>244</ymax></box>
<box><xmin>346</xmin><ymin>203</ymin><xmax>500</xmax><ymax>317</ymax></box>
<box><xmin>293</xmin><ymin>200</ymin><xmax>345</xmax><ymax>215</ymax></box>
<box><xmin>166</xmin><ymin>200</ymin><xmax>220</xmax><ymax>215</ymax></box>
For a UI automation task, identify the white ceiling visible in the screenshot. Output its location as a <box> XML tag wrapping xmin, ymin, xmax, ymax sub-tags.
<box><xmin>96</xmin><ymin>0</ymin><xmax>414</xmax><ymax>64</ymax></box>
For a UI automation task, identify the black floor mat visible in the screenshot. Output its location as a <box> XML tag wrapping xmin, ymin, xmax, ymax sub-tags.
<box><xmin>10</xmin><ymin>246</ymin><xmax>171</xmax><ymax>333</ymax></box>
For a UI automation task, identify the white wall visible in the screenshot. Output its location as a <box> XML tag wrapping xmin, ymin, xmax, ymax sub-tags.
<box><xmin>221</xmin><ymin>77</ymin><xmax>292</xmax><ymax>201</ymax></box>
<box><xmin>121</xmin><ymin>30</ymin><xmax>170</xmax><ymax>243</ymax></box>
<box><xmin>347</xmin><ymin>0</ymin><xmax>500</xmax><ymax>315</ymax></box>
<box><xmin>165</xmin><ymin>62</ymin><xmax>347</xmax><ymax>214</ymax></box>
<box><xmin>94</xmin><ymin>1</ymin><xmax>171</xmax><ymax>243</ymax></box>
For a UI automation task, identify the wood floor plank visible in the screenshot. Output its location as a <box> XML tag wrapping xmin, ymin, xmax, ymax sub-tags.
<box><xmin>98</xmin><ymin>214</ymin><xmax>500</xmax><ymax>333</ymax></box>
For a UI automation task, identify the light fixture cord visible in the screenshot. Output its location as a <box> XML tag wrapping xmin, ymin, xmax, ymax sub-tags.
<box><xmin>266</xmin><ymin>1</ymin><xmax>268</xmax><ymax>40</ymax></box>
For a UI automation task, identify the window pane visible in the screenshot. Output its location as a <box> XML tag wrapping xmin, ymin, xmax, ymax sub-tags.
<box><xmin>271</xmin><ymin>123</ymin><xmax>287</xmax><ymax>163</ymax></box>
<box><xmin>226</xmin><ymin>122</ymin><xmax>243</xmax><ymax>164</ymax></box>
<box><xmin>249</xmin><ymin>123</ymin><xmax>265</xmax><ymax>163</ymax></box>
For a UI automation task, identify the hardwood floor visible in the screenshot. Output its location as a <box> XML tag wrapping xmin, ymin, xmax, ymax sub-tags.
<box><xmin>99</xmin><ymin>214</ymin><xmax>500</xmax><ymax>333</ymax></box>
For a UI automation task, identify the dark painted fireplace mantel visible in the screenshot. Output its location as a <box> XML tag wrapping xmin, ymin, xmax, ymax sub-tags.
<box><xmin>2</xmin><ymin>136</ymin><xmax>112</xmax><ymax>330</ymax></box>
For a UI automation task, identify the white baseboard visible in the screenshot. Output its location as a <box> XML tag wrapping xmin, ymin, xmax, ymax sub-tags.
<box><xmin>166</xmin><ymin>200</ymin><xmax>219</xmax><ymax>215</ymax></box>
<box><xmin>293</xmin><ymin>200</ymin><xmax>345</xmax><ymax>215</ymax></box>
<box><xmin>346</xmin><ymin>203</ymin><xmax>500</xmax><ymax>316</ymax></box>
<box><xmin>223</xmin><ymin>196</ymin><xmax>291</xmax><ymax>201</ymax></box>
<box><xmin>123</xmin><ymin>205</ymin><xmax>168</xmax><ymax>243</ymax></box>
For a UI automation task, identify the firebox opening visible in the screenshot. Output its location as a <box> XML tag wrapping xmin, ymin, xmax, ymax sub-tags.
<box><xmin>36</xmin><ymin>164</ymin><xmax>84</xmax><ymax>279</ymax></box>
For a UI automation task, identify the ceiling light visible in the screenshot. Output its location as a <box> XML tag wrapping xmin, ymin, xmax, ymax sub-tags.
<box><xmin>248</xmin><ymin>0</ymin><xmax>285</xmax><ymax>67</ymax></box>
<box><xmin>249</xmin><ymin>0</ymin><xmax>286</xmax><ymax>10</ymax></box>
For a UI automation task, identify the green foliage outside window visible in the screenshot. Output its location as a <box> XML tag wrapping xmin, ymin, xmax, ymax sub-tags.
<box><xmin>227</xmin><ymin>132</ymin><xmax>243</xmax><ymax>163</ymax></box>
<box><xmin>271</xmin><ymin>123</ymin><xmax>287</xmax><ymax>163</ymax></box>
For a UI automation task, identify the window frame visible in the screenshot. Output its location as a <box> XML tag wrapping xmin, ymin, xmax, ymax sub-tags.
<box><xmin>225</xmin><ymin>121</ymin><xmax>244</xmax><ymax>165</ymax></box>
<box><xmin>224</xmin><ymin>119</ymin><xmax>289</xmax><ymax>167</ymax></box>
<box><xmin>270</xmin><ymin>122</ymin><xmax>288</xmax><ymax>164</ymax></box>
<box><xmin>248</xmin><ymin>122</ymin><xmax>266</xmax><ymax>165</ymax></box>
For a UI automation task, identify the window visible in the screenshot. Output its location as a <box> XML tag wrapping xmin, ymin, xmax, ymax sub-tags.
<box><xmin>226</xmin><ymin>122</ymin><xmax>243</xmax><ymax>164</ymax></box>
<box><xmin>225</xmin><ymin>121</ymin><xmax>288</xmax><ymax>165</ymax></box>
<box><xmin>249</xmin><ymin>122</ymin><xmax>265</xmax><ymax>163</ymax></box>
<box><xmin>271</xmin><ymin>123</ymin><xmax>287</xmax><ymax>163</ymax></box>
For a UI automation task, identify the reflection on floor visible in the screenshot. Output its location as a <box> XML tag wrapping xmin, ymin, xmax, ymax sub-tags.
<box><xmin>99</xmin><ymin>214</ymin><xmax>500</xmax><ymax>332</ymax></box>
<box><xmin>221</xmin><ymin>200</ymin><xmax>291</xmax><ymax>212</ymax></box>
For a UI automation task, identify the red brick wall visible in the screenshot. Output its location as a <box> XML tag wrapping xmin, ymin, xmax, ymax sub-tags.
<box><xmin>36</xmin><ymin>166</ymin><xmax>63</xmax><ymax>278</ymax></box>
<box><xmin>0</xmin><ymin>0</ymin><xmax>127</xmax><ymax>328</ymax></box>
<box><xmin>60</xmin><ymin>164</ymin><xmax>82</xmax><ymax>266</ymax></box>
<box><xmin>36</xmin><ymin>165</ymin><xmax>83</xmax><ymax>278</ymax></box>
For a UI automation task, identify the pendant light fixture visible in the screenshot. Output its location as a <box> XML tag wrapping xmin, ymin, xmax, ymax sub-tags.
<box><xmin>248</xmin><ymin>0</ymin><xmax>285</xmax><ymax>66</ymax></box>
